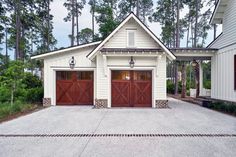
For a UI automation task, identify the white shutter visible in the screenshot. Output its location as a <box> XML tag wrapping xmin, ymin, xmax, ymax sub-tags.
<box><xmin>127</xmin><ymin>30</ymin><xmax>135</xmax><ymax>47</ymax></box>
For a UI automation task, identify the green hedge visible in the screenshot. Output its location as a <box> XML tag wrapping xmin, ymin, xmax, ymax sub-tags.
<box><xmin>206</xmin><ymin>101</ymin><xmax>236</xmax><ymax>116</ymax></box>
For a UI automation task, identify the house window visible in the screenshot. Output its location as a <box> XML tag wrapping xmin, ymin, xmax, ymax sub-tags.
<box><xmin>56</xmin><ymin>71</ymin><xmax>72</xmax><ymax>80</ymax></box>
<box><xmin>127</xmin><ymin>30</ymin><xmax>135</xmax><ymax>47</ymax></box>
<box><xmin>234</xmin><ymin>55</ymin><xmax>236</xmax><ymax>90</ymax></box>
<box><xmin>76</xmin><ymin>71</ymin><xmax>93</xmax><ymax>80</ymax></box>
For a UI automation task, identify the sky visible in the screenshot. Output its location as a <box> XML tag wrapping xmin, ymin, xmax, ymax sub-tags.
<box><xmin>50</xmin><ymin>0</ymin><xmax>222</xmax><ymax>49</ymax></box>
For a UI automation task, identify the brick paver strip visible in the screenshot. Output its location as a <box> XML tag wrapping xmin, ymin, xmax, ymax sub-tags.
<box><xmin>0</xmin><ymin>134</ymin><xmax>236</xmax><ymax>138</ymax></box>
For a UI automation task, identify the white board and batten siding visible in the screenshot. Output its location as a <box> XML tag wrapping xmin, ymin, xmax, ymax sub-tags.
<box><xmin>209</xmin><ymin>0</ymin><xmax>236</xmax><ymax>102</ymax></box>
<box><xmin>211</xmin><ymin>44</ymin><xmax>236</xmax><ymax>102</ymax></box>
<box><xmin>43</xmin><ymin>46</ymin><xmax>97</xmax><ymax>105</ymax></box>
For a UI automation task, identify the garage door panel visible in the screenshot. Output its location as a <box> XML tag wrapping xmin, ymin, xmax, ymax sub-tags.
<box><xmin>74</xmin><ymin>81</ymin><xmax>93</xmax><ymax>105</ymax></box>
<box><xmin>56</xmin><ymin>81</ymin><xmax>74</xmax><ymax>105</ymax></box>
<box><xmin>133</xmin><ymin>81</ymin><xmax>152</xmax><ymax>107</ymax></box>
<box><xmin>56</xmin><ymin>71</ymin><xmax>93</xmax><ymax>105</ymax></box>
<box><xmin>112</xmin><ymin>71</ymin><xmax>152</xmax><ymax>107</ymax></box>
<box><xmin>112</xmin><ymin>81</ymin><xmax>130</xmax><ymax>107</ymax></box>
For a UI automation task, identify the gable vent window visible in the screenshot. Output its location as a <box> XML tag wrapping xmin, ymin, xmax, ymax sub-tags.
<box><xmin>127</xmin><ymin>30</ymin><xmax>135</xmax><ymax>47</ymax></box>
<box><xmin>234</xmin><ymin>55</ymin><xmax>236</xmax><ymax>90</ymax></box>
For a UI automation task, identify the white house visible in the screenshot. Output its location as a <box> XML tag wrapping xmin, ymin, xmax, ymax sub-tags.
<box><xmin>208</xmin><ymin>0</ymin><xmax>236</xmax><ymax>102</ymax></box>
<box><xmin>32</xmin><ymin>13</ymin><xmax>176</xmax><ymax>108</ymax></box>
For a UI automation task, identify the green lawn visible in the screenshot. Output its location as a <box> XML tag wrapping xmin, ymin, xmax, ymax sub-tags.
<box><xmin>0</xmin><ymin>102</ymin><xmax>38</xmax><ymax>120</ymax></box>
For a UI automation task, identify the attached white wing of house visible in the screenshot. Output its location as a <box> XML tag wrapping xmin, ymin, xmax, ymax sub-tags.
<box><xmin>208</xmin><ymin>0</ymin><xmax>236</xmax><ymax>102</ymax></box>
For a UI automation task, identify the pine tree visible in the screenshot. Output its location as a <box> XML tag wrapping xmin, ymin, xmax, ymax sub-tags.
<box><xmin>64</xmin><ymin>0</ymin><xmax>85</xmax><ymax>46</ymax></box>
<box><xmin>139</xmin><ymin>0</ymin><xmax>153</xmax><ymax>24</ymax></box>
<box><xmin>95</xmin><ymin>0</ymin><xmax>119</xmax><ymax>39</ymax></box>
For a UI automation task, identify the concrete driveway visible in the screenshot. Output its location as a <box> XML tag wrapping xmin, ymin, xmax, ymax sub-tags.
<box><xmin>0</xmin><ymin>98</ymin><xmax>236</xmax><ymax>157</ymax></box>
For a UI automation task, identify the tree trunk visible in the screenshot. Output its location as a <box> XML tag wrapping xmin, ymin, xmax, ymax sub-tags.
<box><xmin>176</xmin><ymin>0</ymin><xmax>180</xmax><ymax>48</ymax></box>
<box><xmin>194</xmin><ymin>0</ymin><xmax>198</xmax><ymax>48</ymax></box>
<box><xmin>71</xmin><ymin>0</ymin><xmax>75</xmax><ymax>46</ymax></box>
<box><xmin>171</xmin><ymin>0</ymin><xmax>175</xmax><ymax>48</ymax></box>
<box><xmin>174</xmin><ymin>61</ymin><xmax>178</xmax><ymax>95</ymax></box>
<box><xmin>5</xmin><ymin>27</ymin><xmax>8</xmax><ymax>64</ymax></box>
<box><xmin>15</xmin><ymin>0</ymin><xmax>21</xmax><ymax>60</ymax></box>
<box><xmin>136</xmin><ymin>0</ymin><xmax>139</xmax><ymax>18</ymax></box>
<box><xmin>11</xmin><ymin>82</ymin><xmax>16</xmax><ymax>105</ymax></box>
<box><xmin>181</xmin><ymin>63</ymin><xmax>186</xmax><ymax>98</ymax></box>
<box><xmin>186</xmin><ymin>10</ymin><xmax>191</xmax><ymax>47</ymax></box>
<box><xmin>76</xmin><ymin>0</ymin><xmax>79</xmax><ymax>45</ymax></box>
<box><xmin>191</xmin><ymin>22</ymin><xmax>194</xmax><ymax>47</ymax></box>
<box><xmin>47</xmin><ymin>0</ymin><xmax>50</xmax><ymax>51</ymax></box>
<box><xmin>92</xmin><ymin>0</ymin><xmax>95</xmax><ymax>41</ymax></box>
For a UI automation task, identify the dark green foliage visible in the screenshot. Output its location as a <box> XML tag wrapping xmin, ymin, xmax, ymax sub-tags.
<box><xmin>167</xmin><ymin>80</ymin><xmax>183</xmax><ymax>94</ymax></box>
<box><xmin>206</xmin><ymin>101</ymin><xmax>236</xmax><ymax>116</ymax></box>
<box><xmin>0</xmin><ymin>61</ymin><xmax>43</xmax><ymax>104</ymax></box>
<box><xmin>167</xmin><ymin>80</ymin><xmax>175</xmax><ymax>94</ymax></box>
<box><xmin>95</xmin><ymin>4</ymin><xmax>119</xmax><ymax>39</ymax></box>
<box><xmin>0</xmin><ymin>101</ymin><xmax>36</xmax><ymax>119</ymax></box>
<box><xmin>0</xmin><ymin>86</ymin><xmax>11</xmax><ymax>102</ymax></box>
<box><xmin>79</xmin><ymin>28</ymin><xmax>93</xmax><ymax>44</ymax></box>
<box><xmin>22</xmin><ymin>72</ymin><xmax>42</xmax><ymax>89</ymax></box>
<box><xmin>25</xmin><ymin>87</ymin><xmax>43</xmax><ymax>103</ymax></box>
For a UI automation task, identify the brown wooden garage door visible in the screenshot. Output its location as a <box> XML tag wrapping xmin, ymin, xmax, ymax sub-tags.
<box><xmin>112</xmin><ymin>70</ymin><xmax>152</xmax><ymax>107</ymax></box>
<box><xmin>56</xmin><ymin>71</ymin><xmax>93</xmax><ymax>105</ymax></box>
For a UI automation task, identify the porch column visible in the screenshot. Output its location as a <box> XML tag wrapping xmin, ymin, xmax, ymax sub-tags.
<box><xmin>199</xmin><ymin>61</ymin><xmax>204</xmax><ymax>96</ymax></box>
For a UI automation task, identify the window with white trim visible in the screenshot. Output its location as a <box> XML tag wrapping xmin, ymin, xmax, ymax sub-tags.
<box><xmin>127</xmin><ymin>30</ymin><xmax>135</xmax><ymax>47</ymax></box>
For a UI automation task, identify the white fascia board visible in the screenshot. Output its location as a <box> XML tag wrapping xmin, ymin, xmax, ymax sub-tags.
<box><xmin>31</xmin><ymin>41</ymin><xmax>101</xmax><ymax>60</ymax></box>
<box><xmin>210</xmin><ymin>0</ymin><xmax>221</xmax><ymax>24</ymax></box>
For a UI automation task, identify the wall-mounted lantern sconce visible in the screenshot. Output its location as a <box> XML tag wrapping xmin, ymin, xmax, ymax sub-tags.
<box><xmin>129</xmin><ymin>56</ymin><xmax>135</xmax><ymax>68</ymax></box>
<box><xmin>69</xmin><ymin>56</ymin><xmax>76</xmax><ymax>69</ymax></box>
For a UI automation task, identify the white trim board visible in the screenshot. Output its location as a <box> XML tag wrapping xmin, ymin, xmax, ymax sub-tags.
<box><xmin>31</xmin><ymin>41</ymin><xmax>101</xmax><ymax>60</ymax></box>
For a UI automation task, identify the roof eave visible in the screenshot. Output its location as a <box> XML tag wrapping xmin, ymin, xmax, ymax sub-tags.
<box><xmin>210</xmin><ymin>0</ymin><xmax>228</xmax><ymax>24</ymax></box>
<box><xmin>31</xmin><ymin>41</ymin><xmax>101</xmax><ymax>60</ymax></box>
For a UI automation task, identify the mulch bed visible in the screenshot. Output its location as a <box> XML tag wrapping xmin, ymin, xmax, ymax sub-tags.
<box><xmin>0</xmin><ymin>105</ymin><xmax>46</xmax><ymax>123</ymax></box>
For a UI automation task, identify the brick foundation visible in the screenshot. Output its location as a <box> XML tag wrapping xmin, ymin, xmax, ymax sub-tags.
<box><xmin>94</xmin><ymin>99</ymin><xmax>108</xmax><ymax>108</ymax></box>
<box><xmin>43</xmin><ymin>98</ymin><xmax>51</xmax><ymax>106</ymax></box>
<box><xmin>155</xmin><ymin>100</ymin><xmax>169</xmax><ymax>108</ymax></box>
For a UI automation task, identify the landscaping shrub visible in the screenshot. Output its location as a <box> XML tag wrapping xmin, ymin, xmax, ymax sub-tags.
<box><xmin>207</xmin><ymin>101</ymin><xmax>236</xmax><ymax>116</ymax></box>
<box><xmin>0</xmin><ymin>102</ymin><xmax>35</xmax><ymax>119</ymax></box>
<box><xmin>0</xmin><ymin>86</ymin><xmax>11</xmax><ymax>102</ymax></box>
<box><xmin>22</xmin><ymin>72</ymin><xmax>42</xmax><ymax>88</ymax></box>
<box><xmin>167</xmin><ymin>80</ymin><xmax>175</xmax><ymax>94</ymax></box>
<box><xmin>203</xmin><ymin>80</ymin><xmax>211</xmax><ymax>89</ymax></box>
<box><xmin>166</xmin><ymin>80</ymin><xmax>183</xmax><ymax>94</ymax></box>
<box><xmin>26</xmin><ymin>87</ymin><xmax>43</xmax><ymax>103</ymax></box>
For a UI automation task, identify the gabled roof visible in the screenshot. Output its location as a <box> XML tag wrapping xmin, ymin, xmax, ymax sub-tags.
<box><xmin>31</xmin><ymin>41</ymin><xmax>101</xmax><ymax>60</ymax></box>
<box><xmin>210</xmin><ymin>0</ymin><xmax>229</xmax><ymax>24</ymax></box>
<box><xmin>86</xmin><ymin>12</ymin><xmax>176</xmax><ymax>60</ymax></box>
